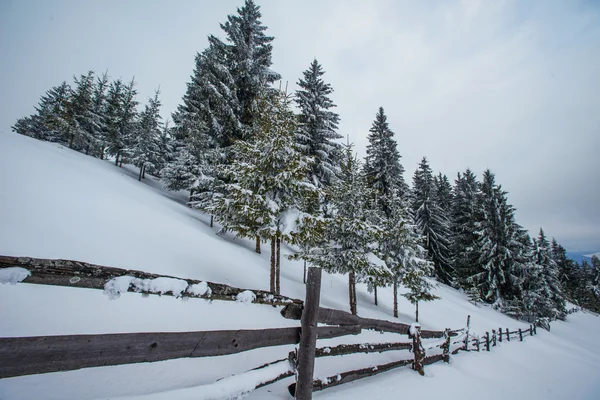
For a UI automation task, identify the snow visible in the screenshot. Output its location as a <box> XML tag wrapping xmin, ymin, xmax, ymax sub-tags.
<box><xmin>1</xmin><ymin>132</ymin><xmax>600</xmax><ymax>400</ymax></box>
<box><xmin>187</xmin><ymin>281</ymin><xmax>212</xmax><ymax>297</ymax></box>
<box><xmin>409</xmin><ymin>323</ymin><xmax>421</xmax><ymax>336</ymax></box>
<box><xmin>0</xmin><ymin>267</ymin><xmax>30</xmax><ymax>285</ymax></box>
<box><xmin>103</xmin><ymin>276</ymin><xmax>190</xmax><ymax>300</ymax></box>
<box><xmin>111</xmin><ymin>360</ymin><xmax>292</xmax><ymax>400</ymax></box>
<box><xmin>236</xmin><ymin>290</ymin><xmax>256</xmax><ymax>304</ymax></box>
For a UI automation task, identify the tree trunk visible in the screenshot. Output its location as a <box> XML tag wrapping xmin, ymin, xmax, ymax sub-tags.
<box><xmin>138</xmin><ymin>165</ymin><xmax>143</xmax><ymax>181</ymax></box>
<box><xmin>68</xmin><ymin>131</ymin><xmax>74</xmax><ymax>149</ymax></box>
<box><xmin>270</xmin><ymin>237</ymin><xmax>276</xmax><ymax>293</ymax></box>
<box><xmin>188</xmin><ymin>189</ymin><xmax>194</xmax><ymax>206</ymax></box>
<box><xmin>276</xmin><ymin>235</ymin><xmax>281</xmax><ymax>294</ymax></box>
<box><xmin>255</xmin><ymin>236</ymin><xmax>261</xmax><ymax>254</ymax></box>
<box><xmin>85</xmin><ymin>145</ymin><xmax>89</xmax><ymax>155</ymax></box>
<box><xmin>100</xmin><ymin>148</ymin><xmax>105</xmax><ymax>160</ymax></box>
<box><xmin>393</xmin><ymin>279</ymin><xmax>398</xmax><ymax>318</ymax></box>
<box><xmin>210</xmin><ymin>215</ymin><xmax>214</xmax><ymax>227</ymax></box>
<box><xmin>142</xmin><ymin>165</ymin><xmax>146</xmax><ymax>179</ymax></box>
<box><xmin>349</xmin><ymin>271</ymin><xmax>357</xmax><ymax>315</ymax></box>
<box><xmin>119</xmin><ymin>157</ymin><xmax>123</xmax><ymax>167</ymax></box>
<box><xmin>303</xmin><ymin>261</ymin><xmax>307</xmax><ymax>284</ymax></box>
<box><xmin>115</xmin><ymin>151</ymin><xmax>120</xmax><ymax>166</ymax></box>
<box><xmin>374</xmin><ymin>284</ymin><xmax>378</xmax><ymax>306</ymax></box>
<box><xmin>415</xmin><ymin>301</ymin><xmax>419</xmax><ymax>323</ymax></box>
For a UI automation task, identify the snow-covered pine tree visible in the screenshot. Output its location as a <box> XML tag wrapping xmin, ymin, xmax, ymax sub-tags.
<box><xmin>295</xmin><ymin>59</ymin><xmax>343</xmax><ymax>193</ymax></box>
<box><xmin>69</xmin><ymin>71</ymin><xmax>96</xmax><ymax>152</ymax></box>
<box><xmin>471</xmin><ymin>170</ymin><xmax>520</xmax><ymax>305</ymax></box>
<box><xmin>534</xmin><ymin>228</ymin><xmax>566</xmax><ymax>318</ymax></box>
<box><xmin>132</xmin><ymin>89</ymin><xmax>163</xmax><ymax>181</ymax></box>
<box><xmin>103</xmin><ymin>79</ymin><xmax>125</xmax><ymax>164</ymax></box>
<box><xmin>550</xmin><ymin>238</ymin><xmax>574</xmax><ymax>295</ymax></box>
<box><xmin>119</xmin><ymin>77</ymin><xmax>139</xmax><ymax>166</ymax></box>
<box><xmin>411</xmin><ymin>157</ymin><xmax>453</xmax><ymax>284</ymax></box>
<box><xmin>376</xmin><ymin>190</ymin><xmax>433</xmax><ymax>318</ymax></box>
<box><xmin>199</xmin><ymin>88</ymin><xmax>315</xmax><ymax>294</ymax></box>
<box><xmin>218</xmin><ymin>0</ymin><xmax>280</xmax><ymax>137</ymax></box>
<box><xmin>434</xmin><ymin>173</ymin><xmax>453</xmax><ymax>215</ymax></box>
<box><xmin>155</xmin><ymin>119</ymin><xmax>174</xmax><ymax>176</ymax></box>
<box><xmin>91</xmin><ymin>71</ymin><xmax>110</xmax><ymax>158</ymax></box>
<box><xmin>364</xmin><ymin>107</ymin><xmax>408</xmax><ymax>215</ymax></box>
<box><xmin>402</xmin><ymin>266</ymin><xmax>438</xmax><ymax>323</ymax></box>
<box><xmin>297</xmin><ymin>144</ymin><xmax>382</xmax><ymax>315</ymax></box>
<box><xmin>451</xmin><ymin>169</ymin><xmax>480</xmax><ymax>289</ymax></box>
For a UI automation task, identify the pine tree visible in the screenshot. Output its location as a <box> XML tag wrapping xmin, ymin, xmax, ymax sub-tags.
<box><xmin>534</xmin><ymin>228</ymin><xmax>566</xmax><ymax>318</ymax></box>
<box><xmin>471</xmin><ymin>170</ymin><xmax>520</xmax><ymax>305</ymax></box>
<box><xmin>200</xmin><ymin>88</ymin><xmax>315</xmax><ymax>294</ymax></box>
<box><xmin>132</xmin><ymin>89</ymin><xmax>163</xmax><ymax>180</ymax></box>
<box><xmin>103</xmin><ymin>79</ymin><xmax>125</xmax><ymax>164</ymax></box>
<box><xmin>364</xmin><ymin>107</ymin><xmax>408</xmax><ymax>215</ymax></box>
<box><xmin>297</xmin><ymin>145</ymin><xmax>383</xmax><ymax>315</ymax></box>
<box><xmin>451</xmin><ymin>169</ymin><xmax>480</xmax><ymax>288</ymax></box>
<box><xmin>434</xmin><ymin>173</ymin><xmax>453</xmax><ymax>214</ymax></box>
<box><xmin>411</xmin><ymin>157</ymin><xmax>452</xmax><ymax>283</ymax></box>
<box><xmin>91</xmin><ymin>71</ymin><xmax>110</xmax><ymax>158</ymax></box>
<box><xmin>376</xmin><ymin>191</ymin><xmax>433</xmax><ymax>318</ymax></box>
<box><xmin>295</xmin><ymin>59</ymin><xmax>342</xmax><ymax>191</ymax></box>
<box><xmin>69</xmin><ymin>71</ymin><xmax>96</xmax><ymax>151</ymax></box>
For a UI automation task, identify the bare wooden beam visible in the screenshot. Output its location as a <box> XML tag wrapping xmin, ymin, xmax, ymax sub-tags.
<box><xmin>295</xmin><ymin>267</ymin><xmax>322</xmax><ymax>400</ymax></box>
<box><xmin>0</xmin><ymin>324</ymin><xmax>357</xmax><ymax>379</ymax></box>
<box><xmin>288</xmin><ymin>358</ymin><xmax>414</xmax><ymax>396</ymax></box>
<box><xmin>315</xmin><ymin>341</ymin><xmax>412</xmax><ymax>358</ymax></box>
<box><xmin>281</xmin><ymin>303</ymin><xmax>446</xmax><ymax>339</ymax></box>
<box><xmin>0</xmin><ymin>255</ymin><xmax>300</xmax><ymax>306</ymax></box>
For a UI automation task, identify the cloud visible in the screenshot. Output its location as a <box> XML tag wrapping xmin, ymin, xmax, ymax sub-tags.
<box><xmin>0</xmin><ymin>0</ymin><xmax>598</xmax><ymax>251</ymax></box>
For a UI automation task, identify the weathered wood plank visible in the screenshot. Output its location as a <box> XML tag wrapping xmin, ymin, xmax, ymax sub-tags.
<box><xmin>296</xmin><ymin>267</ymin><xmax>322</xmax><ymax>400</ymax></box>
<box><xmin>423</xmin><ymin>354</ymin><xmax>445</xmax><ymax>365</ymax></box>
<box><xmin>0</xmin><ymin>255</ymin><xmax>301</xmax><ymax>306</ymax></box>
<box><xmin>315</xmin><ymin>341</ymin><xmax>412</xmax><ymax>358</ymax></box>
<box><xmin>0</xmin><ymin>324</ymin><xmax>361</xmax><ymax>379</ymax></box>
<box><xmin>0</xmin><ymin>328</ymin><xmax>301</xmax><ymax>378</ymax></box>
<box><xmin>288</xmin><ymin>358</ymin><xmax>413</xmax><ymax>396</ymax></box>
<box><xmin>281</xmin><ymin>303</ymin><xmax>446</xmax><ymax>338</ymax></box>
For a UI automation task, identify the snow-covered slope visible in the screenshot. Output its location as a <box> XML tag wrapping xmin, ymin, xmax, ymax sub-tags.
<box><xmin>1</xmin><ymin>131</ymin><xmax>600</xmax><ymax>400</ymax></box>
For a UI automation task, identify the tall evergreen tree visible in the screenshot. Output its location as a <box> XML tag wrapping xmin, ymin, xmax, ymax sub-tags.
<box><xmin>451</xmin><ymin>169</ymin><xmax>479</xmax><ymax>288</ymax></box>
<box><xmin>471</xmin><ymin>170</ymin><xmax>520</xmax><ymax>305</ymax></box>
<box><xmin>298</xmin><ymin>145</ymin><xmax>383</xmax><ymax>315</ymax></box>
<box><xmin>69</xmin><ymin>71</ymin><xmax>96</xmax><ymax>151</ymax></box>
<box><xmin>534</xmin><ymin>228</ymin><xmax>566</xmax><ymax>318</ymax></box>
<box><xmin>91</xmin><ymin>71</ymin><xmax>110</xmax><ymax>158</ymax></box>
<box><xmin>295</xmin><ymin>59</ymin><xmax>342</xmax><ymax>191</ymax></box>
<box><xmin>132</xmin><ymin>89</ymin><xmax>163</xmax><ymax>180</ymax></box>
<box><xmin>364</xmin><ymin>107</ymin><xmax>408</xmax><ymax>215</ymax></box>
<box><xmin>411</xmin><ymin>157</ymin><xmax>452</xmax><ymax>283</ymax></box>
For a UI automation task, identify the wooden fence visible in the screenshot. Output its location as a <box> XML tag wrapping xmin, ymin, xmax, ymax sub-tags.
<box><xmin>0</xmin><ymin>256</ymin><xmax>549</xmax><ymax>399</ymax></box>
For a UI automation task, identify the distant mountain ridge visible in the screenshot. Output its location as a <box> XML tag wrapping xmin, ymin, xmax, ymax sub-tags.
<box><xmin>567</xmin><ymin>251</ymin><xmax>599</xmax><ymax>264</ymax></box>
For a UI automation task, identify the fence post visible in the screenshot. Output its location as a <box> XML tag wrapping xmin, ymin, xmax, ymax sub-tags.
<box><xmin>411</xmin><ymin>325</ymin><xmax>425</xmax><ymax>376</ymax></box>
<box><xmin>529</xmin><ymin>324</ymin><xmax>533</xmax><ymax>336</ymax></box>
<box><xmin>533</xmin><ymin>323</ymin><xmax>537</xmax><ymax>335</ymax></box>
<box><xmin>464</xmin><ymin>315</ymin><xmax>471</xmax><ymax>351</ymax></box>
<box><xmin>498</xmin><ymin>327</ymin><xmax>502</xmax><ymax>343</ymax></box>
<box><xmin>442</xmin><ymin>328</ymin><xmax>451</xmax><ymax>363</ymax></box>
<box><xmin>506</xmin><ymin>328</ymin><xmax>510</xmax><ymax>342</ymax></box>
<box><xmin>295</xmin><ymin>267</ymin><xmax>322</xmax><ymax>400</ymax></box>
<box><xmin>476</xmin><ymin>337</ymin><xmax>480</xmax><ymax>352</ymax></box>
<box><xmin>519</xmin><ymin>329</ymin><xmax>523</xmax><ymax>342</ymax></box>
<box><xmin>492</xmin><ymin>330</ymin><xmax>497</xmax><ymax>346</ymax></box>
<box><xmin>486</xmin><ymin>332</ymin><xmax>490</xmax><ymax>351</ymax></box>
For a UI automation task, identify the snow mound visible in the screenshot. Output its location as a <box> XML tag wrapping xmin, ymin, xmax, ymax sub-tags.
<box><xmin>0</xmin><ymin>267</ymin><xmax>31</xmax><ymax>285</ymax></box>
<box><xmin>236</xmin><ymin>290</ymin><xmax>256</xmax><ymax>304</ymax></box>
<box><xmin>104</xmin><ymin>276</ymin><xmax>189</xmax><ymax>300</ymax></box>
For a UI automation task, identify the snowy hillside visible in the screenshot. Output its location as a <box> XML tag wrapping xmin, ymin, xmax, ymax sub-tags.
<box><xmin>585</xmin><ymin>252</ymin><xmax>600</xmax><ymax>260</ymax></box>
<box><xmin>1</xmin><ymin>131</ymin><xmax>600</xmax><ymax>400</ymax></box>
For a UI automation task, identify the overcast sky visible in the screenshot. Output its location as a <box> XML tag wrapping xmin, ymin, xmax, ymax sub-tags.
<box><xmin>1</xmin><ymin>0</ymin><xmax>598</xmax><ymax>252</ymax></box>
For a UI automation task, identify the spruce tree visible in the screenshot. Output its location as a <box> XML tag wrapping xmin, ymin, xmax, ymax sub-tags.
<box><xmin>451</xmin><ymin>169</ymin><xmax>479</xmax><ymax>288</ymax></box>
<box><xmin>297</xmin><ymin>145</ymin><xmax>383</xmax><ymax>315</ymax></box>
<box><xmin>69</xmin><ymin>71</ymin><xmax>96</xmax><ymax>151</ymax></box>
<box><xmin>411</xmin><ymin>157</ymin><xmax>452</xmax><ymax>283</ymax></box>
<box><xmin>91</xmin><ymin>71</ymin><xmax>110</xmax><ymax>158</ymax></box>
<box><xmin>295</xmin><ymin>59</ymin><xmax>342</xmax><ymax>191</ymax></box>
<box><xmin>534</xmin><ymin>228</ymin><xmax>566</xmax><ymax>318</ymax></box>
<box><xmin>132</xmin><ymin>89</ymin><xmax>163</xmax><ymax>180</ymax></box>
<box><xmin>200</xmin><ymin>88</ymin><xmax>315</xmax><ymax>294</ymax></box>
<box><xmin>471</xmin><ymin>170</ymin><xmax>520</xmax><ymax>305</ymax></box>
<box><xmin>364</xmin><ymin>107</ymin><xmax>408</xmax><ymax>214</ymax></box>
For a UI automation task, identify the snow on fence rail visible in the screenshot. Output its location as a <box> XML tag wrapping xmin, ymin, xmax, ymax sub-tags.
<box><xmin>1</xmin><ymin>257</ymin><xmax>546</xmax><ymax>399</ymax></box>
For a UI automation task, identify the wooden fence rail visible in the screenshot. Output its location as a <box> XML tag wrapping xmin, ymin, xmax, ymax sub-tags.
<box><xmin>0</xmin><ymin>256</ymin><xmax>554</xmax><ymax>399</ymax></box>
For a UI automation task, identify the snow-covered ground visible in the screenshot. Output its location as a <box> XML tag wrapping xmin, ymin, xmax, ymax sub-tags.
<box><xmin>1</xmin><ymin>131</ymin><xmax>599</xmax><ymax>400</ymax></box>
